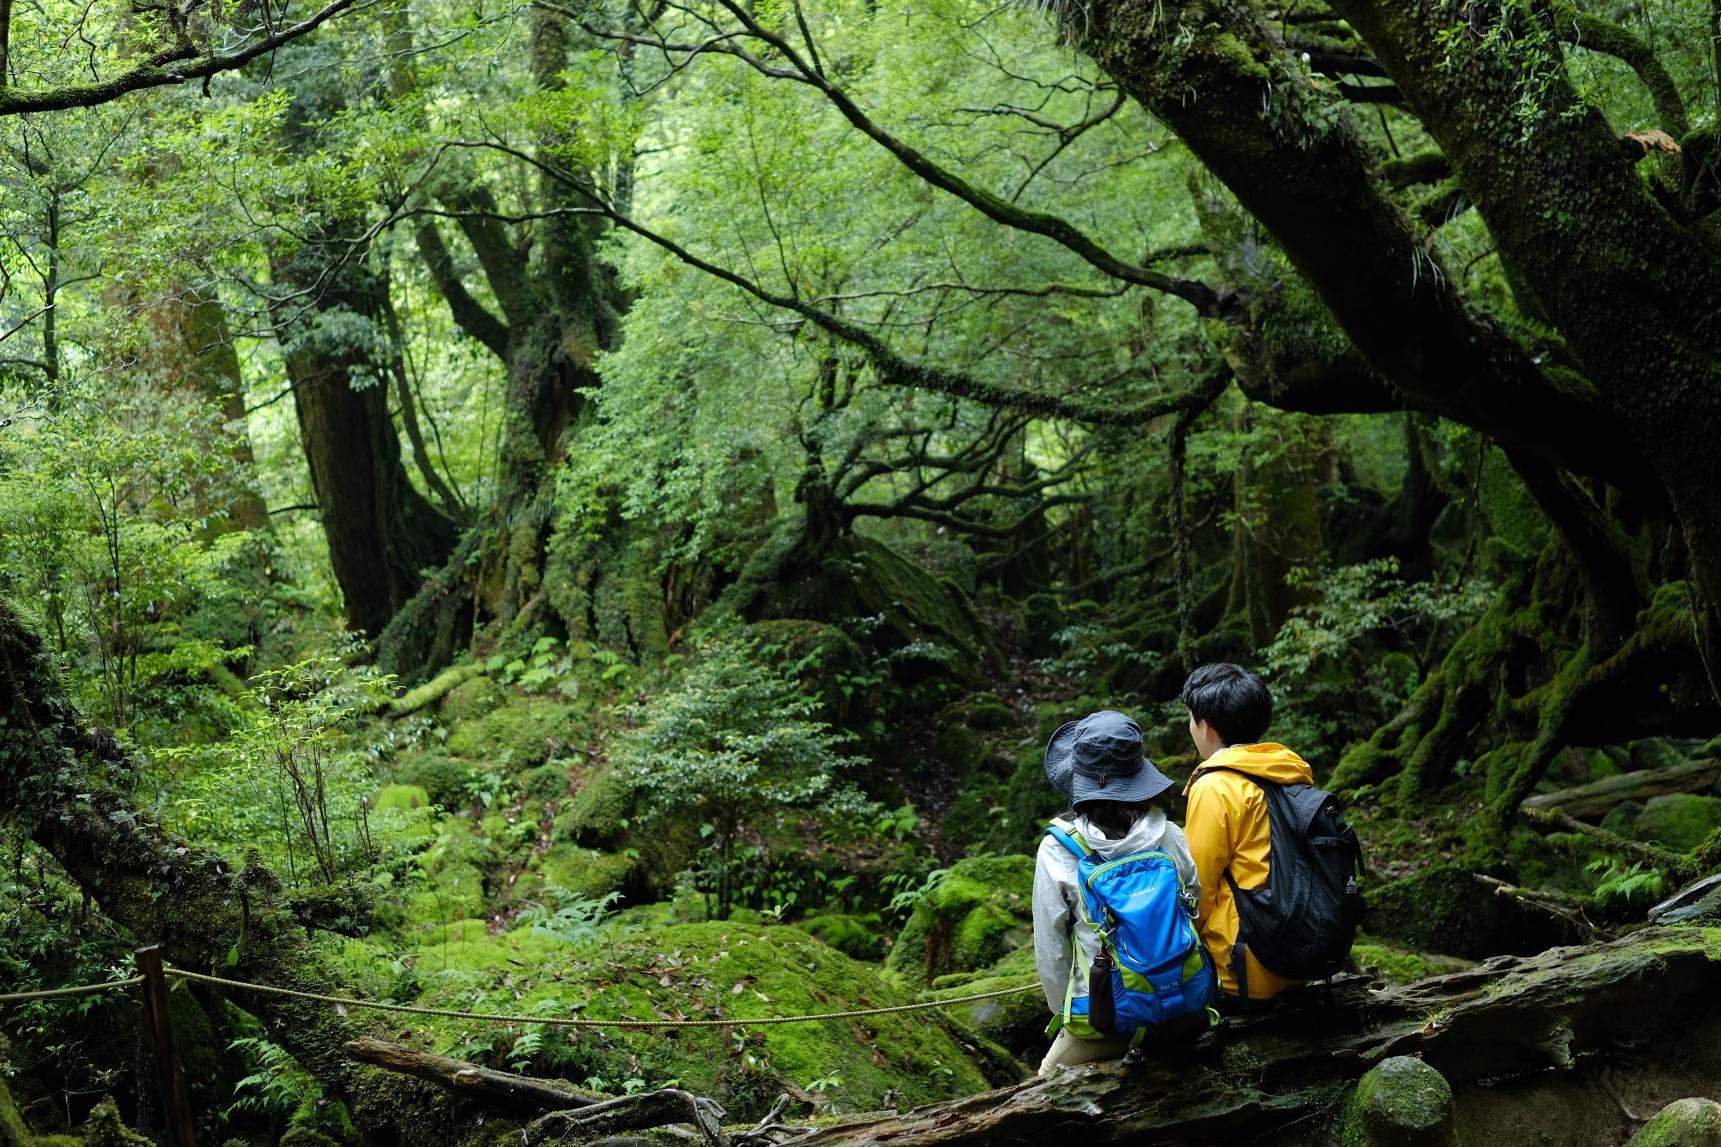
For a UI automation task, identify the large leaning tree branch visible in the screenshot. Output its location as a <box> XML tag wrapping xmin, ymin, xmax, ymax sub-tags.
<box><xmin>554</xmin><ymin>0</ymin><xmax>1237</xmax><ymax>320</ymax></box>
<box><xmin>421</xmin><ymin>141</ymin><xmax>1215</xmax><ymax>428</ymax></box>
<box><xmin>1049</xmin><ymin>0</ymin><xmax>1650</xmax><ymax>500</ymax></box>
<box><xmin>0</xmin><ymin>0</ymin><xmax>363</xmax><ymax>116</ymax></box>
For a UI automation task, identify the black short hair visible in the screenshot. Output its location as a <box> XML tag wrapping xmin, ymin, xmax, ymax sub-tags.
<box><xmin>1181</xmin><ymin>663</ymin><xmax>1272</xmax><ymax>745</ymax></box>
<box><xmin>1072</xmin><ymin>799</ymin><xmax>1154</xmax><ymax>840</ymax></box>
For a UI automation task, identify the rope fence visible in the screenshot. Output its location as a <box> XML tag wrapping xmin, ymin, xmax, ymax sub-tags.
<box><xmin>1</xmin><ymin>946</ymin><xmax>1039</xmax><ymax>1146</ymax></box>
<box><xmin>0</xmin><ymin>975</ymin><xmax>144</xmax><ymax>1003</ymax></box>
<box><xmin>163</xmin><ymin>966</ymin><xmax>1037</xmax><ymax>1028</ymax></box>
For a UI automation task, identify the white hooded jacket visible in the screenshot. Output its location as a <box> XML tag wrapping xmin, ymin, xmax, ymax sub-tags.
<box><xmin>1031</xmin><ymin>810</ymin><xmax>1201</xmax><ymax>1016</ymax></box>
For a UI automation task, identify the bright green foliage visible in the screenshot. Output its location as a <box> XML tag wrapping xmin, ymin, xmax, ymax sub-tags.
<box><xmin>0</xmin><ymin>383</ymin><xmax>256</xmax><ymax>730</ymax></box>
<box><xmin>160</xmin><ymin>658</ymin><xmax>399</xmax><ymax>886</ymax></box>
<box><xmin>618</xmin><ymin>637</ymin><xmax>871</xmax><ymax>919</ymax></box>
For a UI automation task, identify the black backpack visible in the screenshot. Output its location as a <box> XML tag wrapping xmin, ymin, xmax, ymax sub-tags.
<box><xmin>1208</xmin><ymin>769</ymin><xmax>1364</xmax><ymax>995</ymax></box>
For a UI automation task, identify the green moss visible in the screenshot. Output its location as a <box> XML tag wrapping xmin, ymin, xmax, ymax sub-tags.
<box><xmin>1365</xmin><ymin>865</ymin><xmax>1578</xmax><ymax>959</ymax></box>
<box><xmin>920</xmin><ymin>946</ymin><xmax>1043</xmax><ymax>1054</ymax></box>
<box><xmin>1625</xmin><ymin>1098</ymin><xmax>1721</xmax><ymax>1147</ymax></box>
<box><xmin>1341</xmin><ymin>1056</ymin><xmax>1457</xmax><ymax>1147</ymax></box>
<box><xmin>884</xmin><ymin>855</ymin><xmax>1034</xmax><ymax>987</ymax></box>
<box><xmin>799</xmin><ymin>914</ymin><xmax>888</xmax><ymax>961</ymax></box>
<box><xmin>520</xmin><ymin>761</ymin><xmax>572</xmax><ymax>802</ymax></box>
<box><xmin>79</xmin><ymin>1096</ymin><xmax>153</xmax><ymax>1146</ymax></box>
<box><xmin>394</xmin><ymin>753</ymin><xmax>471</xmax><ymax>810</ymax></box>
<box><xmin>403</xmin><ymin>921</ymin><xmax>994</xmax><ymax>1118</ymax></box>
<box><xmin>442</xmin><ymin>675</ymin><xmax>506</xmax><ymax>722</ymax></box>
<box><xmin>390</xmin><ymin>663</ymin><xmax>482</xmax><ymax>717</ymax></box>
<box><xmin>554</xmin><ymin>766</ymin><xmax>631</xmax><ymax>850</ymax></box>
<box><xmin>1349</xmin><ymin>934</ymin><xmax>1473</xmax><ymax>985</ymax></box>
<box><xmin>538</xmin><ymin>845</ymin><xmax>634</xmax><ymax>901</ymax></box>
<box><xmin>375</xmin><ymin>784</ymin><xmax>433</xmax><ymax>813</ymax></box>
<box><xmin>1634</xmin><ymin>793</ymin><xmax>1721</xmax><ymax>852</ymax></box>
<box><xmin>446</xmin><ymin>696</ymin><xmax>580</xmax><ymax>769</ymax></box>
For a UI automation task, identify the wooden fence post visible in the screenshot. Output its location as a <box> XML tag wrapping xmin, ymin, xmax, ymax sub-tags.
<box><xmin>135</xmin><ymin>945</ymin><xmax>198</xmax><ymax>1147</ymax></box>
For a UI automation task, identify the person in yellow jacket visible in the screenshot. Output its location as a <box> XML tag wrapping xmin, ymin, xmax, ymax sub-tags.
<box><xmin>1180</xmin><ymin>662</ymin><xmax>1314</xmax><ymax>1008</ymax></box>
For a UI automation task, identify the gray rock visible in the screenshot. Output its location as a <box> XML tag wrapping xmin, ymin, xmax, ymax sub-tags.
<box><xmin>1650</xmin><ymin>874</ymin><xmax>1721</xmax><ymax>925</ymax></box>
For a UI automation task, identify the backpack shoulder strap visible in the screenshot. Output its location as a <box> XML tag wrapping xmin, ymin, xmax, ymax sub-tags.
<box><xmin>1045</xmin><ymin>817</ymin><xmax>1096</xmax><ymax>859</ymax></box>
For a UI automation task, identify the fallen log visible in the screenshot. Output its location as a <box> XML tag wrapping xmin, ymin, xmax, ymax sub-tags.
<box><xmin>347</xmin><ymin>1037</ymin><xmax>729</xmax><ymax>1147</ymax></box>
<box><xmin>1521</xmin><ymin>759</ymin><xmax>1720</xmax><ymax>821</ymax></box>
<box><xmin>344</xmin><ymin>1037</ymin><xmax>600</xmax><ymax>1110</ymax></box>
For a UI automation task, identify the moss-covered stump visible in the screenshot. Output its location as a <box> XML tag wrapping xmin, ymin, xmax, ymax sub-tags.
<box><xmin>392</xmin><ymin>921</ymin><xmax>994</xmax><ymax>1119</ymax></box>
<box><xmin>1341</xmin><ymin>1057</ymin><xmax>1459</xmax><ymax>1147</ymax></box>
<box><xmin>1627</xmin><ymin>1099</ymin><xmax>1721</xmax><ymax>1147</ymax></box>
<box><xmin>537</xmin><ymin>844</ymin><xmax>634</xmax><ymax>900</ymax></box>
<box><xmin>1364</xmin><ymin>865</ymin><xmax>1581</xmax><ymax>959</ymax></box>
<box><xmin>884</xmin><ymin>855</ymin><xmax>1034</xmax><ymax>988</ymax></box>
<box><xmin>1634</xmin><ymin>794</ymin><xmax>1721</xmax><ymax>852</ymax></box>
<box><xmin>746</xmin><ymin>533</ymin><xmax>1000</xmax><ymax>683</ymax></box>
<box><xmin>921</xmin><ymin>946</ymin><xmax>1044</xmax><ymax>1055</ymax></box>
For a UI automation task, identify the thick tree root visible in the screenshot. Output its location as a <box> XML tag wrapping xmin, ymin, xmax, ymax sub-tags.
<box><xmin>523</xmin><ymin>1090</ymin><xmax>729</xmax><ymax>1147</ymax></box>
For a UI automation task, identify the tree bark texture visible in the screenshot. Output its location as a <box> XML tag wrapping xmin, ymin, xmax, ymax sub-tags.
<box><xmin>271</xmin><ymin>240</ymin><xmax>458</xmax><ymax>636</ymax></box>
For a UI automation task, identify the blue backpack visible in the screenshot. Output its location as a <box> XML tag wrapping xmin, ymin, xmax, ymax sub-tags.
<box><xmin>1045</xmin><ymin>818</ymin><xmax>1217</xmax><ymax>1045</ymax></box>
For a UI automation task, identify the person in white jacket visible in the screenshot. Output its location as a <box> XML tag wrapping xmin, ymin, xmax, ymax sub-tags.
<box><xmin>1032</xmin><ymin>710</ymin><xmax>1200</xmax><ymax>1074</ymax></box>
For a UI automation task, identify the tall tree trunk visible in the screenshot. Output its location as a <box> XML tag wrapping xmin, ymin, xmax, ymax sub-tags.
<box><xmin>272</xmin><ymin>240</ymin><xmax>458</xmax><ymax>636</ymax></box>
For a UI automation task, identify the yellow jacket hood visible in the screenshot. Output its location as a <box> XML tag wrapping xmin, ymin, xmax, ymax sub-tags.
<box><xmin>1183</xmin><ymin>743</ymin><xmax>1313</xmax><ymax>793</ymax></box>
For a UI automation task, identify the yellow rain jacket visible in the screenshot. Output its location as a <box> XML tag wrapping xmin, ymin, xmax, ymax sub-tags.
<box><xmin>1183</xmin><ymin>743</ymin><xmax>1315</xmax><ymax>1000</ymax></box>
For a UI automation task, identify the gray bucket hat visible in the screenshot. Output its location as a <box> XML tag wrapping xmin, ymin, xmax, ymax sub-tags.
<box><xmin>1044</xmin><ymin>710</ymin><xmax>1173</xmax><ymax>805</ymax></box>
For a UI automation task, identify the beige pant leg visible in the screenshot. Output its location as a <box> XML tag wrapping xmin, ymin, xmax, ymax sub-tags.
<box><xmin>1037</xmin><ymin>1029</ymin><xmax>1132</xmax><ymax>1075</ymax></box>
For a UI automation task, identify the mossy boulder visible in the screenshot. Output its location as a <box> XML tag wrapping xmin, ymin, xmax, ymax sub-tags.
<box><xmin>1633</xmin><ymin>794</ymin><xmax>1721</xmax><ymax>852</ymax></box>
<box><xmin>1341</xmin><ymin>1056</ymin><xmax>1459</xmax><ymax>1147</ymax></box>
<box><xmin>1626</xmin><ymin>1098</ymin><xmax>1721</xmax><ymax>1146</ymax></box>
<box><xmin>884</xmin><ymin>855</ymin><xmax>1034</xmax><ymax>987</ymax></box>
<box><xmin>442</xmin><ymin>675</ymin><xmax>506</xmax><ymax>722</ymax></box>
<box><xmin>394</xmin><ymin>752</ymin><xmax>472</xmax><ymax>810</ymax></box>
<box><xmin>799</xmin><ymin>913</ymin><xmax>888</xmax><ymax>961</ymax></box>
<box><xmin>446</xmin><ymin>696</ymin><xmax>581</xmax><ymax>769</ymax></box>
<box><xmin>522</xmin><ymin>761</ymin><xmax>574</xmax><ymax>802</ymax></box>
<box><xmin>405</xmin><ymin>921</ymin><xmax>994</xmax><ymax>1119</ymax></box>
<box><xmin>554</xmin><ymin>767</ymin><xmax>632</xmax><ymax>850</ymax></box>
<box><xmin>1365</xmin><ymin>865</ymin><xmax>1580</xmax><ymax>959</ymax></box>
<box><xmin>922</xmin><ymin>944</ymin><xmax>1044</xmax><ymax>1054</ymax></box>
<box><xmin>1602</xmin><ymin>799</ymin><xmax>1646</xmax><ymax>835</ymax></box>
<box><xmin>538</xmin><ymin>845</ymin><xmax>634</xmax><ymax>901</ymax></box>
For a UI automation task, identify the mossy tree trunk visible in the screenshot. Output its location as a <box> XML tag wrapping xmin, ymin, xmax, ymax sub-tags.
<box><xmin>271</xmin><ymin>235</ymin><xmax>460</xmax><ymax>638</ymax></box>
<box><xmin>1053</xmin><ymin>0</ymin><xmax>1721</xmax><ymax>828</ymax></box>
<box><xmin>378</xmin><ymin>6</ymin><xmax>624</xmax><ymax>678</ymax></box>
